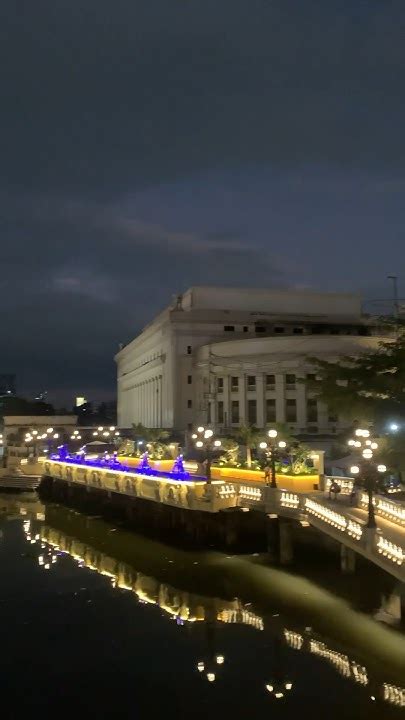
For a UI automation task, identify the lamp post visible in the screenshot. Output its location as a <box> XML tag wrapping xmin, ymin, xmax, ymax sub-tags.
<box><xmin>192</xmin><ymin>426</ymin><xmax>221</xmax><ymax>483</ymax></box>
<box><xmin>348</xmin><ymin>428</ymin><xmax>386</xmax><ymax>529</ymax></box>
<box><xmin>260</xmin><ymin>429</ymin><xmax>287</xmax><ymax>488</ymax></box>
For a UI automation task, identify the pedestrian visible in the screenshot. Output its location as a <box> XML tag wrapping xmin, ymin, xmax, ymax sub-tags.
<box><xmin>264</xmin><ymin>465</ymin><xmax>270</xmax><ymax>483</ymax></box>
<box><xmin>329</xmin><ymin>480</ymin><xmax>340</xmax><ymax>501</ymax></box>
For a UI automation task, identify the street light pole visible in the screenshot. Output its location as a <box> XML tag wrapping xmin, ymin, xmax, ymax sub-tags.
<box><xmin>262</xmin><ymin>429</ymin><xmax>287</xmax><ymax>489</ymax></box>
<box><xmin>348</xmin><ymin>428</ymin><xmax>386</xmax><ymax>529</ymax></box>
<box><xmin>192</xmin><ymin>427</ymin><xmax>221</xmax><ymax>485</ymax></box>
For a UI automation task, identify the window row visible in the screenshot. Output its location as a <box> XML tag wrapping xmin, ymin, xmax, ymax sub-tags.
<box><xmin>216</xmin><ymin>374</ymin><xmax>316</xmax><ymax>392</ymax></box>
<box><xmin>216</xmin><ymin>398</ymin><xmax>330</xmax><ymax>425</ymax></box>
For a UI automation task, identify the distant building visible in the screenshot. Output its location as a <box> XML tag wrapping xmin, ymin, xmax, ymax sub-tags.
<box><xmin>115</xmin><ymin>286</ymin><xmax>391</xmax><ymax>436</ymax></box>
<box><xmin>75</xmin><ymin>396</ymin><xmax>87</xmax><ymax>408</ymax></box>
<box><xmin>0</xmin><ymin>374</ymin><xmax>16</xmax><ymax>397</ymax></box>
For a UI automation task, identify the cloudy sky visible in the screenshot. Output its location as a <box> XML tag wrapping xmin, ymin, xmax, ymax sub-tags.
<box><xmin>2</xmin><ymin>0</ymin><xmax>405</xmax><ymax>404</ymax></box>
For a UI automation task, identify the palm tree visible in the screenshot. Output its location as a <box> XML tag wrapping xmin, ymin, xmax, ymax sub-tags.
<box><xmin>234</xmin><ymin>423</ymin><xmax>262</xmax><ymax>468</ymax></box>
<box><xmin>131</xmin><ymin>423</ymin><xmax>170</xmax><ymax>458</ymax></box>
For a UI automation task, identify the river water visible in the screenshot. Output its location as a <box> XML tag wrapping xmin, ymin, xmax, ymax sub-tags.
<box><xmin>0</xmin><ymin>493</ymin><xmax>404</xmax><ymax>719</ymax></box>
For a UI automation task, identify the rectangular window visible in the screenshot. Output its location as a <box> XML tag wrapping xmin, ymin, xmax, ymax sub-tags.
<box><xmin>187</xmin><ymin>399</ymin><xmax>192</xmax><ymax>409</ymax></box>
<box><xmin>217</xmin><ymin>401</ymin><xmax>224</xmax><ymax>424</ymax></box>
<box><xmin>266</xmin><ymin>374</ymin><xmax>275</xmax><ymax>388</ymax></box>
<box><xmin>293</xmin><ymin>327</ymin><xmax>304</xmax><ymax>334</ymax></box>
<box><xmin>247</xmin><ymin>375</ymin><xmax>256</xmax><ymax>390</ymax></box>
<box><xmin>286</xmin><ymin>399</ymin><xmax>297</xmax><ymax>422</ymax></box>
<box><xmin>243</xmin><ymin>326</ymin><xmax>248</xmax><ymax>332</ymax></box>
<box><xmin>266</xmin><ymin>398</ymin><xmax>276</xmax><ymax>423</ymax></box>
<box><xmin>187</xmin><ymin>345</ymin><xmax>192</xmax><ymax>354</ymax></box>
<box><xmin>274</xmin><ymin>326</ymin><xmax>285</xmax><ymax>334</ymax></box>
<box><xmin>286</xmin><ymin>374</ymin><xmax>296</xmax><ymax>389</ymax></box>
<box><xmin>307</xmin><ymin>373</ymin><xmax>316</xmax><ymax>383</ymax></box>
<box><xmin>224</xmin><ymin>325</ymin><xmax>235</xmax><ymax>331</ymax></box>
<box><xmin>187</xmin><ymin>375</ymin><xmax>192</xmax><ymax>384</ymax></box>
<box><xmin>328</xmin><ymin>410</ymin><xmax>338</xmax><ymax>423</ymax></box>
<box><xmin>255</xmin><ymin>326</ymin><xmax>266</xmax><ymax>333</ymax></box>
<box><xmin>306</xmin><ymin>399</ymin><xmax>318</xmax><ymax>422</ymax></box>
<box><xmin>231</xmin><ymin>376</ymin><xmax>239</xmax><ymax>392</ymax></box>
<box><xmin>231</xmin><ymin>400</ymin><xmax>239</xmax><ymax>424</ymax></box>
<box><xmin>248</xmin><ymin>399</ymin><xmax>257</xmax><ymax>424</ymax></box>
<box><xmin>216</xmin><ymin>377</ymin><xmax>224</xmax><ymax>393</ymax></box>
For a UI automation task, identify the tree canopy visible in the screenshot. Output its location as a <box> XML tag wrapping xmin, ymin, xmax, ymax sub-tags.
<box><xmin>306</xmin><ymin>332</ymin><xmax>405</xmax><ymax>428</ymax></box>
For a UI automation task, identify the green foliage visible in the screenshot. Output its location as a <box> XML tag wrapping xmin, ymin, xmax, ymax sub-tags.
<box><xmin>306</xmin><ymin>332</ymin><xmax>405</xmax><ymax>426</ymax></box>
<box><xmin>130</xmin><ymin>423</ymin><xmax>171</xmax><ymax>459</ymax></box>
<box><xmin>217</xmin><ymin>438</ymin><xmax>241</xmax><ymax>468</ymax></box>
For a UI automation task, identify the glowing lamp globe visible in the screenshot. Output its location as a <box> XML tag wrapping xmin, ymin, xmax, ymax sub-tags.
<box><xmin>204</xmin><ymin>429</ymin><xmax>214</xmax><ymax>439</ymax></box>
<box><xmin>350</xmin><ymin>465</ymin><xmax>360</xmax><ymax>475</ymax></box>
<box><xmin>268</xmin><ymin>429</ymin><xmax>278</xmax><ymax>438</ymax></box>
<box><xmin>370</xmin><ymin>442</ymin><xmax>378</xmax><ymax>450</ymax></box>
<box><xmin>195</xmin><ymin>441</ymin><xmax>203</xmax><ymax>448</ymax></box>
<box><xmin>377</xmin><ymin>464</ymin><xmax>387</xmax><ymax>473</ymax></box>
<box><xmin>197</xmin><ymin>426</ymin><xmax>204</xmax><ymax>433</ymax></box>
<box><xmin>259</xmin><ymin>442</ymin><xmax>267</xmax><ymax>450</ymax></box>
<box><xmin>278</xmin><ymin>440</ymin><xmax>287</xmax><ymax>448</ymax></box>
<box><xmin>214</xmin><ymin>440</ymin><xmax>221</xmax><ymax>447</ymax></box>
<box><xmin>362</xmin><ymin>449</ymin><xmax>373</xmax><ymax>459</ymax></box>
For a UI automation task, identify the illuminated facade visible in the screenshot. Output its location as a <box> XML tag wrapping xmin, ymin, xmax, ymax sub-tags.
<box><xmin>115</xmin><ymin>286</ymin><xmax>390</xmax><ymax>434</ymax></box>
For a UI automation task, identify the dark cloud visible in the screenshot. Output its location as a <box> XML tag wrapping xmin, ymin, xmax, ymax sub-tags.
<box><xmin>1</xmin><ymin>0</ymin><xmax>405</xmax><ymax>402</ymax></box>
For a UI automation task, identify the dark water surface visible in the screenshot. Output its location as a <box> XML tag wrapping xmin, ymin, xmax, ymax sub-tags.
<box><xmin>0</xmin><ymin>494</ymin><xmax>404</xmax><ymax>719</ymax></box>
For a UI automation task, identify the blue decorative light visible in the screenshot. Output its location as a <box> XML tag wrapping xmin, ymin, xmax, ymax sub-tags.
<box><xmin>170</xmin><ymin>455</ymin><xmax>190</xmax><ymax>481</ymax></box>
<box><xmin>51</xmin><ymin>446</ymin><xmax>192</xmax><ymax>482</ymax></box>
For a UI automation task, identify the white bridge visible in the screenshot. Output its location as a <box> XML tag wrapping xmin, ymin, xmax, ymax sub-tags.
<box><xmin>42</xmin><ymin>459</ymin><xmax>405</xmax><ymax>584</ymax></box>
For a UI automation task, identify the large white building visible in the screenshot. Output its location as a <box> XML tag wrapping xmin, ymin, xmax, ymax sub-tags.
<box><xmin>115</xmin><ymin>286</ymin><xmax>390</xmax><ymax>436</ymax></box>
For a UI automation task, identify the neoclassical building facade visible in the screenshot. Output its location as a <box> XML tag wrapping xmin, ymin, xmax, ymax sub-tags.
<box><xmin>115</xmin><ymin>286</ymin><xmax>390</xmax><ymax>436</ymax></box>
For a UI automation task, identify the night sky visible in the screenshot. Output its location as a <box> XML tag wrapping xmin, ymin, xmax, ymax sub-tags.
<box><xmin>2</xmin><ymin>0</ymin><xmax>405</xmax><ymax>404</ymax></box>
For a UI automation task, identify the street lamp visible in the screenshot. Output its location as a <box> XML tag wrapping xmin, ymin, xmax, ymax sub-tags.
<box><xmin>261</xmin><ymin>429</ymin><xmax>288</xmax><ymax>488</ymax></box>
<box><xmin>193</xmin><ymin>427</ymin><xmax>221</xmax><ymax>483</ymax></box>
<box><xmin>347</xmin><ymin>428</ymin><xmax>387</xmax><ymax>528</ymax></box>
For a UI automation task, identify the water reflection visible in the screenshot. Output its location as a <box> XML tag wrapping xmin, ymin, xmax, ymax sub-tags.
<box><xmin>14</xmin><ymin>502</ymin><xmax>405</xmax><ymax>711</ymax></box>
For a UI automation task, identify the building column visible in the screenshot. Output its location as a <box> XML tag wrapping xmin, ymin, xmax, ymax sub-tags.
<box><xmin>239</xmin><ymin>374</ymin><xmax>247</xmax><ymax>425</ymax></box>
<box><xmin>275</xmin><ymin>374</ymin><xmax>286</xmax><ymax>423</ymax></box>
<box><xmin>296</xmin><ymin>378</ymin><xmax>306</xmax><ymax>430</ymax></box>
<box><xmin>223</xmin><ymin>375</ymin><xmax>230</xmax><ymax>430</ymax></box>
<box><xmin>256</xmin><ymin>374</ymin><xmax>265</xmax><ymax>428</ymax></box>
<box><xmin>318</xmin><ymin>401</ymin><xmax>329</xmax><ymax>433</ymax></box>
<box><xmin>158</xmin><ymin>375</ymin><xmax>163</xmax><ymax>427</ymax></box>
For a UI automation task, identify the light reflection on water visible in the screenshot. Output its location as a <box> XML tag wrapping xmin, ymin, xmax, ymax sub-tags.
<box><xmin>2</xmin><ymin>495</ymin><xmax>405</xmax><ymax>716</ymax></box>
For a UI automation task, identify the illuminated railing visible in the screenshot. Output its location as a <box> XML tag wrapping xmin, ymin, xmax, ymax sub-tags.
<box><xmin>383</xmin><ymin>683</ymin><xmax>405</xmax><ymax>707</ymax></box>
<box><xmin>280</xmin><ymin>492</ymin><xmax>299</xmax><ymax>509</ymax></box>
<box><xmin>347</xmin><ymin>519</ymin><xmax>363</xmax><ymax>540</ymax></box>
<box><xmin>283</xmin><ymin>629</ymin><xmax>303</xmax><ymax>650</ymax></box>
<box><xmin>325</xmin><ymin>476</ymin><xmax>354</xmax><ymax>496</ymax></box>
<box><xmin>217</xmin><ymin>608</ymin><xmax>264</xmax><ymax>631</ymax></box>
<box><xmin>216</xmin><ymin>484</ymin><xmax>237</xmax><ymax>499</ymax></box>
<box><xmin>376</xmin><ymin>535</ymin><xmax>404</xmax><ymax>566</ymax></box>
<box><xmin>359</xmin><ymin>492</ymin><xmax>405</xmax><ymax>527</ymax></box>
<box><xmin>238</xmin><ymin>486</ymin><xmax>262</xmax><ymax>502</ymax></box>
<box><xmin>310</xmin><ymin>640</ymin><xmax>368</xmax><ymax>685</ymax></box>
